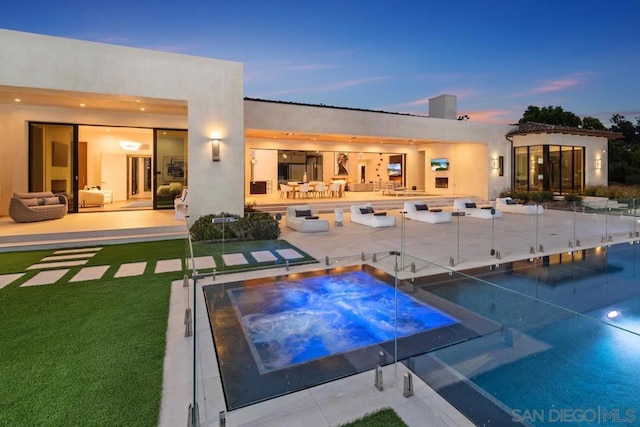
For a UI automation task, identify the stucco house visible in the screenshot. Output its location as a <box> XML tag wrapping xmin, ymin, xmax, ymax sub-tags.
<box><xmin>0</xmin><ymin>29</ymin><xmax>617</xmax><ymax>225</ymax></box>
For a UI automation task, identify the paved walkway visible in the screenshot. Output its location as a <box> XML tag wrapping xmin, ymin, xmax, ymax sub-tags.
<box><xmin>0</xmin><ymin>247</ymin><xmax>305</xmax><ymax>289</ymax></box>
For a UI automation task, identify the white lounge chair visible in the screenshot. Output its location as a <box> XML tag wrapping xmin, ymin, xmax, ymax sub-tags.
<box><xmin>350</xmin><ymin>203</ymin><xmax>396</xmax><ymax>228</ymax></box>
<box><xmin>496</xmin><ymin>197</ymin><xmax>544</xmax><ymax>215</ymax></box>
<box><xmin>285</xmin><ymin>205</ymin><xmax>329</xmax><ymax>232</ymax></box>
<box><xmin>453</xmin><ymin>198</ymin><xmax>502</xmax><ymax>219</ymax></box>
<box><xmin>403</xmin><ymin>201</ymin><xmax>451</xmax><ymax>224</ymax></box>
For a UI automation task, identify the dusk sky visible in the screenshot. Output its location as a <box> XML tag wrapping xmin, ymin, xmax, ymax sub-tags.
<box><xmin>2</xmin><ymin>1</ymin><xmax>639</xmax><ymax>125</ymax></box>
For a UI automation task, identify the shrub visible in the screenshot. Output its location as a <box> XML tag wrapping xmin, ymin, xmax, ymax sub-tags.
<box><xmin>190</xmin><ymin>211</ymin><xmax>280</xmax><ymax>241</ymax></box>
<box><xmin>583</xmin><ymin>184</ymin><xmax>640</xmax><ymax>200</ymax></box>
<box><xmin>563</xmin><ymin>193</ymin><xmax>583</xmax><ymax>202</ymax></box>
<box><xmin>239</xmin><ymin>211</ymin><xmax>281</xmax><ymax>240</ymax></box>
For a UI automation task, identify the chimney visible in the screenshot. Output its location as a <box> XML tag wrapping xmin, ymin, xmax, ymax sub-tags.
<box><xmin>428</xmin><ymin>94</ymin><xmax>457</xmax><ymax>120</ymax></box>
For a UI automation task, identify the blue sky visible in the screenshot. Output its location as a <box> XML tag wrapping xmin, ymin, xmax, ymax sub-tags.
<box><xmin>2</xmin><ymin>0</ymin><xmax>639</xmax><ymax>125</ymax></box>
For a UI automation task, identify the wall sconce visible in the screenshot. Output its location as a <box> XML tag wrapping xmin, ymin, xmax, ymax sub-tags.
<box><xmin>595</xmin><ymin>159</ymin><xmax>602</xmax><ymax>170</ymax></box>
<box><xmin>211</xmin><ymin>139</ymin><xmax>220</xmax><ymax>162</ymax></box>
<box><xmin>491</xmin><ymin>156</ymin><xmax>504</xmax><ymax>176</ymax></box>
<box><xmin>250</xmin><ymin>157</ymin><xmax>257</xmax><ymax>181</ymax></box>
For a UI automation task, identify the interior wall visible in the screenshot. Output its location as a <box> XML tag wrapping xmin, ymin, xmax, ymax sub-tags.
<box><xmin>246</xmin><ymin>140</ymin><xmax>417</xmax><ymax>192</ymax></box>
<box><xmin>78</xmin><ymin>126</ymin><xmax>153</xmax><ymax>201</ymax></box>
<box><xmin>421</xmin><ymin>143</ymin><xmax>488</xmax><ymax>198</ymax></box>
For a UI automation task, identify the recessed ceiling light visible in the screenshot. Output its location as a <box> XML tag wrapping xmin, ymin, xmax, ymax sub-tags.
<box><xmin>140</xmin><ymin>107</ymin><xmax>145</xmax><ymax>112</ymax></box>
<box><xmin>79</xmin><ymin>103</ymin><xmax>85</xmax><ymax>107</ymax></box>
<box><xmin>14</xmin><ymin>98</ymin><xmax>21</xmax><ymax>102</ymax></box>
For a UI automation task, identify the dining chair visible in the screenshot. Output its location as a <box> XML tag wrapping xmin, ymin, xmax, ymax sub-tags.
<box><xmin>280</xmin><ymin>183</ymin><xmax>293</xmax><ymax>199</ymax></box>
<box><xmin>329</xmin><ymin>182</ymin><xmax>342</xmax><ymax>198</ymax></box>
<box><xmin>313</xmin><ymin>182</ymin><xmax>328</xmax><ymax>198</ymax></box>
<box><xmin>297</xmin><ymin>183</ymin><xmax>311</xmax><ymax>198</ymax></box>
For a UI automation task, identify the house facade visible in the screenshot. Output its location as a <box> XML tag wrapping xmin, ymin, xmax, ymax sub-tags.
<box><xmin>0</xmin><ymin>29</ymin><xmax>613</xmax><ymax>223</ymax></box>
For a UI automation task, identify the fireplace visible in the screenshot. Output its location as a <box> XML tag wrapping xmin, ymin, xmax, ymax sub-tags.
<box><xmin>435</xmin><ymin>177</ymin><xmax>448</xmax><ymax>189</ymax></box>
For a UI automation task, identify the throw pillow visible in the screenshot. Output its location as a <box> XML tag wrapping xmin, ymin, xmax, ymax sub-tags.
<box><xmin>414</xmin><ymin>203</ymin><xmax>428</xmax><ymax>211</ymax></box>
<box><xmin>23</xmin><ymin>198</ymin><xmax>39</xmax><ymax>207</ymax></box>
<box><xmin>465</xmin><ymin>202</ymin><xmax>477</xmax><ymax>209</ymax></box>
<box><xmin>359</xmin><ymin>208</ymin><xmax>369</xmax><ymax>214</ymax></box>
<box><xmin>295</xmin><ymin>209</ymin><xmax>312</xmax><ymax>217</ymax></box>
<box><xmin>506</xmin><ymin>199</ymin><xmax>517</xmax><ymax>205</ymax></box>
<box><xmin>43</xmin><ymin>196</ymin><xmax>61</xmax><ymax>205</ymax></box>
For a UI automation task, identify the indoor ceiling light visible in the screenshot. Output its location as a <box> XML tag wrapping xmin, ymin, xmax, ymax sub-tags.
<box><xmin>120</xmin><ymin>140</ymin><xmax>141</xmax><ymax>151</ymax></box>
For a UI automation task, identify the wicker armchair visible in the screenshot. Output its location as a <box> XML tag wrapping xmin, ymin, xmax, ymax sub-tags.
<box><xmin>9</xmin><ymin>192</ymin><xmax>68</xmax><ymax>223</ymax></box>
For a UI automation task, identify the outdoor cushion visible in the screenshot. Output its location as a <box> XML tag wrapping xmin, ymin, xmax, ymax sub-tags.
<box><xmin>359</xmin><ymin>207</ymin><xmax>374</xmax><ymax>214</ymax></box>
<box><xmin>465</xmin><ymin>202</ymin><xmax>477</xmax><ymax>208</ymax></box>
<box><xmin>415</xmin><ymin>203</ymin><xmax>428</xmax><ymax>211</ymax></box>
<box><xmin>506</xmin><ymin>199</ymin><xmax>517</xmax><ymax>205</ymax></box>
<box><xmin>295</xmin><ymin>209</ymin><xmax>312</xmax><ymax>217</ymax></box>
<box><xmin>43</xmin><ymin>196</ymin><xmax>61</xmax><ymax>205</ymax></box>
<box><xmin>23</xmin><ymin>198</ymin><xmax>39</xmax><ymax>207</ymax></box>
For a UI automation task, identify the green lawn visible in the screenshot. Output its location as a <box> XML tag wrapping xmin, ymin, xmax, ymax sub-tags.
<box><xmin>0</xmin><ymin>274</ymin><xmax>174</xmax><ymax>426</ymax></box>
<box><xmin>340</xmin><ymin>407</ymin><xmax>408</xmax><ymax>427</ymax></box>
<box><xmin>0</xmin><ymin>238</ymin><xmax>318</xmax><ymax>426</ymax></box>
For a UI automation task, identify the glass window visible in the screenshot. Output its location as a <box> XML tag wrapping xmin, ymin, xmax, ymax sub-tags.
<box><xmin>529</xmin><ymin>146</ymin><xmax>544</xmax><ymax>192</ymax></box>
<box><xmin>514</xmin><ymin>147</ymin><xmax>528</xmax><ymax>191</ymax></box>
<box><xmin>549</xmin><ymin>146</ymin><xmax>561</xmax><ymax>194</ymax></box>
<box><xmin>573</xmin><ymin>147</ymin><xmax>584</xmax><ymax>193</ymax></box>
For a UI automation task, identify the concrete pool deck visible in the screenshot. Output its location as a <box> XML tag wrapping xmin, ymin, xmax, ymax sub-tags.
<box><xmin>159</xmin><ymin>207</ymin><xmax>640</xmax><ymax>426</ymax></box>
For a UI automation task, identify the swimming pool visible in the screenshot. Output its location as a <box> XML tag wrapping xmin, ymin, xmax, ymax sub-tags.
<box><xmin>204</xmin><ymin>265</ymin><xmax>488</xmax><ymax>410</ymax></box>
<box><xmin>411</xmin><ymin>243</ymin><xmax>640</xmax><ymax>426</ymax></box>
<box><xmin>228</xmin><ymin>270</ymin><xmax>457</xmax><ymax>373</ymax></box>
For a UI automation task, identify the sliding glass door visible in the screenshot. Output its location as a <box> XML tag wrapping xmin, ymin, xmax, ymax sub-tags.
<box><xmin>29</xmin><ymin>123</ymin><xmax>78</xmax><ymax>212</ymax></box>
<box><xmin>154</xmin><ymin>129</ymin><xmax>188</xmax><ymax>209</ymax></box>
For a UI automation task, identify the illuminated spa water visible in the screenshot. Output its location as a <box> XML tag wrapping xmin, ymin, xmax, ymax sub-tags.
<box><xmin>228</xmin><ymin>270</ymin><xmax>457</xmax><ymax>373</ymax></box>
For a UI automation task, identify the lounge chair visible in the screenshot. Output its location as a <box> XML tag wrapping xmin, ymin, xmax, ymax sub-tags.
<box><xmin>403</xmin><ymin>201</ymin><xmax>451</xmax><ymax>224</ymax></box>
<box><xmin>285</xmin><ymin>205</ymin><xmax>329</xmax><ymax>232</ymax></box>
<box><xmin>453</xmin><ymin>198</ymin><xmax>502</xmax><ymax>219</ymax></box>
<box><xmin>496</xmin><ymin>197</ymin><xmax>543</xmax><ymax>215</ymax></box>
<box><xmin>350</xmin><ymin>203</ymin><xmax>396</xmax><ymax>228</ymax></box>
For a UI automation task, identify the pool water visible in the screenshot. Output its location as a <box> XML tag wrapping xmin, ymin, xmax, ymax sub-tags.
<box><xmin>228</xmin><ymin>270</ymin><xmax>457</xmax><ymax>373</ymax></box>
<box><xmin>418</xmin><ymin>243</ymin><xmax>640</xmax><ymax>426</ymax></box>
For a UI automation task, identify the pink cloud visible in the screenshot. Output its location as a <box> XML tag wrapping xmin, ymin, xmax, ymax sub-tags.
<box><xmin>532</xmin><ymin>79</ymin><xmax>581</xmax><ymax>94</ymax></box>
<box><xmin>460</xmin><ymin>109</ymin><xmax>518</xmax><ymax>124</ymax></box>
<box><xmin>510</xmin><ymin>72</ymin><xmax>593</xmax><ymax>97</ymax></box>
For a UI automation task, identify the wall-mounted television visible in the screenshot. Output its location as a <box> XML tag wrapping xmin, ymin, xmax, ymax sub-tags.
<box><xmin>430</xmin><ymin>158</ymin><xmax>449</xmax><ymax>171</ymax></box>
<box><xmin>387</xmin><ymin>163</ymin><xmax>402</xmax><ymax>177</ymax></box>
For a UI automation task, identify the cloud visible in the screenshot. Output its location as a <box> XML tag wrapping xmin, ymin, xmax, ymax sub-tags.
<box><xmin>532</xmin><ymin>79</ymin><xmax>580</xmax><ymax>94</ymax></box>
<box><xmin>385</xmin><ymin>89</ymin><xmax>476</xmax><ymax>112</ymax></box>
<box><xmin>510</xmin><ymin>72</ymin><xmax>593</xmax><ymax>97</ymax></box>
<box><xmin>277</xmin><ymin>64</ymin><xmax>339</xmax><ymax>72</ymax></box>
<box><xmin>255</xmin><ymin>76</ymin><xmax>390</xmax><ymax>98</ymax></box>
<box><xmin>460</xmin><ymin>109</ymin><xmax>519</xmax><ymax>124</ymax></box>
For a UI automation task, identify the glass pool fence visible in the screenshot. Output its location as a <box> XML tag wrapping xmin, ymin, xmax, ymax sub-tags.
<box><xmin>179</xmin><ymin>199</ymin><xmax>640</xmax><ymax>426</ymax></box>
